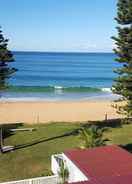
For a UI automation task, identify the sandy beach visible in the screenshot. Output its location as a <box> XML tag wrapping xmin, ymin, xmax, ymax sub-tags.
<box><xmin>0</xmin><ymin>100</ymin><xmax>122</xmax><ymax>124</ymax></box>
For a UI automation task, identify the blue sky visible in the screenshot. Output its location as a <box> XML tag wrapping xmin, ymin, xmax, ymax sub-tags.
<box><xmin>0</xmin><ymin>0</ymin><xmax>117</xmax><ymax>52</ymax></box>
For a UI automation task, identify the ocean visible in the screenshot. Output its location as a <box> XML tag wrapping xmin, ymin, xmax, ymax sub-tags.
<box><xmin>1</xmin><ymin>52</ymin><xmax>120</xmax><ymax>101</ymax></box>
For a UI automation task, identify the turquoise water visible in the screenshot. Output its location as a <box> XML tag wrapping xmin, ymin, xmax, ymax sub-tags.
<box><xmin>1</xmin><ymin>52</ymin><xmax>119</xmax><ymax>101</ymax></box>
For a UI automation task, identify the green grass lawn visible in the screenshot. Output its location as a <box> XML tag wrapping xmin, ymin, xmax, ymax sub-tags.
<box><xmin>106</xmin><ymin>124</ymin><xmax>132</xmax><ymax>146</ymax></box>
<box><xmin>0</xmin><ymin>123</ymin><xmax>81</xmax><ymax>182</ymax></box>
<box><xmin>0</xmin><ymin>122</ymin><xmax>132</xmax><ymax>182</ymax></box>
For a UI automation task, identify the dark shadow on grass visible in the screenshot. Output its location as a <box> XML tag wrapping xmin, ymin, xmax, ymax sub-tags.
<box><xmin>3</xmin><ymin>118</ymin><xmax>125</xmax><ymax>152</ymax></box>
<box><xmin>121</xmin><ymin>144</ymin><xmax>132</xmax><ymax>153</ymax></box>
<box><xmin>14</xmin><ymin>123</ymin><xmax>112</xmax><ymax>152</ymax></box>
<box><xmin>14</xmin><ymin>129</ymin><xmax>78</xmax><ymax>151</ymax></box>
<box><xmin>12</xmin><ymin>119</ymin><xmax>121</xmax><ymax>151</ymax></box>
<box><xmin>0</xmin><ymin>123</ymin><xmax>24</xmax><ymax>139</ymax></box>
<box><xmin>82</xmin><ymin>118</ymin><xmax>123</xmax><ymax>129</ymax></box>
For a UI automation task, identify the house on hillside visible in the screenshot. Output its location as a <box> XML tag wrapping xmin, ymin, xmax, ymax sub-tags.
<box><xmin>51</xmin><ymin>145</ymin><xmax>132</xmax><ymax>184</ymax></box>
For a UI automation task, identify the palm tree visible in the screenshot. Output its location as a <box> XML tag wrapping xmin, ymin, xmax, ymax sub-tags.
<box><xmin>79</xmin><ymin>125</ymin><xmax>107</xmax><ymax>148</ymax></box>
<box><xmin>58</xmin><ymin>159</ymin><xmax>69</xmax><ymax>184</ymax></box>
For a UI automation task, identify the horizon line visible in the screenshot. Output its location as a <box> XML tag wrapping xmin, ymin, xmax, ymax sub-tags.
<box><xmin>12</xmin><ymin>50</ymin><xmax>114</xmax><ymax>54</ymax></box>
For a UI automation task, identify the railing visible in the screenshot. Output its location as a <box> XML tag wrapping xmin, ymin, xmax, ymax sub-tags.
<box><xmin>0</xmin><ymin>175</ymin><xmax>59</xmax><ymax>184</ymax></box>
<box><xmin>51</xmin><ymin>154</ymin><xmax>63</xmax><ymax>175</ymax></box>
<box><xmin>54</xmin><ymin>154</ymin><xmax>64</xmax><ymax>167</ymax></box>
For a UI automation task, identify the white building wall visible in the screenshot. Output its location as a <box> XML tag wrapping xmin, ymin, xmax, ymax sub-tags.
<box><xmin>51</xmin><ymin>153</ymin><xmax>88</xmax><ymax>183</ymax></box>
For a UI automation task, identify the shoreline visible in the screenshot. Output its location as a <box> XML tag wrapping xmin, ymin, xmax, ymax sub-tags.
<box><xmin>0</xmin><ymin>93</ymin><xmax>119</xmax><ymax>103</ymax></box>
<box><xmin>0</xmin><ymin>98</ymin><xmax>115</xmax><ymax>103</ymax></box>
<box><xmin>0</xmin><ymin>99</ymin><xmax>122</xmax><ymax>124</ymax></box>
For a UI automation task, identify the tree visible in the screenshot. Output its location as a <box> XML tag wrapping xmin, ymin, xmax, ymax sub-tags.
<box><xmin>58</xmin><ymin>159</ymin><xmax>69</xmax><ymax>184</ymax></box>
<box><xmin>112</xmin><ymin>0</ymin><xmax>132</xmax><ymax>120</ymax></box>
<box><xmin>79</xmin><ymin>125</ymin><xmax>107</xmax><ymax>149</ymax></box>
<box><xmin>0</xmin><ymin>27</ymin><xmax>17</xmax><ymax>90</ymax></box>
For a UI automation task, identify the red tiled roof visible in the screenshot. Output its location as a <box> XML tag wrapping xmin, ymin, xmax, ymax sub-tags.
<box><xmin>98</xmin><ymin>174</ymin><xmax>132</xmax><ymax>184</ymax></box>
<box><xmin>69</xmin><ymin>178</ymin><xmax>100</xmax><ymax>184</ymax></box>
<box><xmin>65</xmin><ymin>145</ymin><xmax>132</xmax><ymax>184</ymax></box>
<box><xmin>70</xmin><ymin>174</ymin><xmax>132</xmax><ymax>184</ymax></box>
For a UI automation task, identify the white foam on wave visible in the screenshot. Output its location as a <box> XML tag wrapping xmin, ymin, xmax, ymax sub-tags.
<box><xmin>54</xmin><ymin>86</ymin><xmax>64</xmax><ymax>89</ymax></box>
<box><xmin>101</xmin><ymin>88</ymin><xmax>112</xmax><ymax>93</ymax></box>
